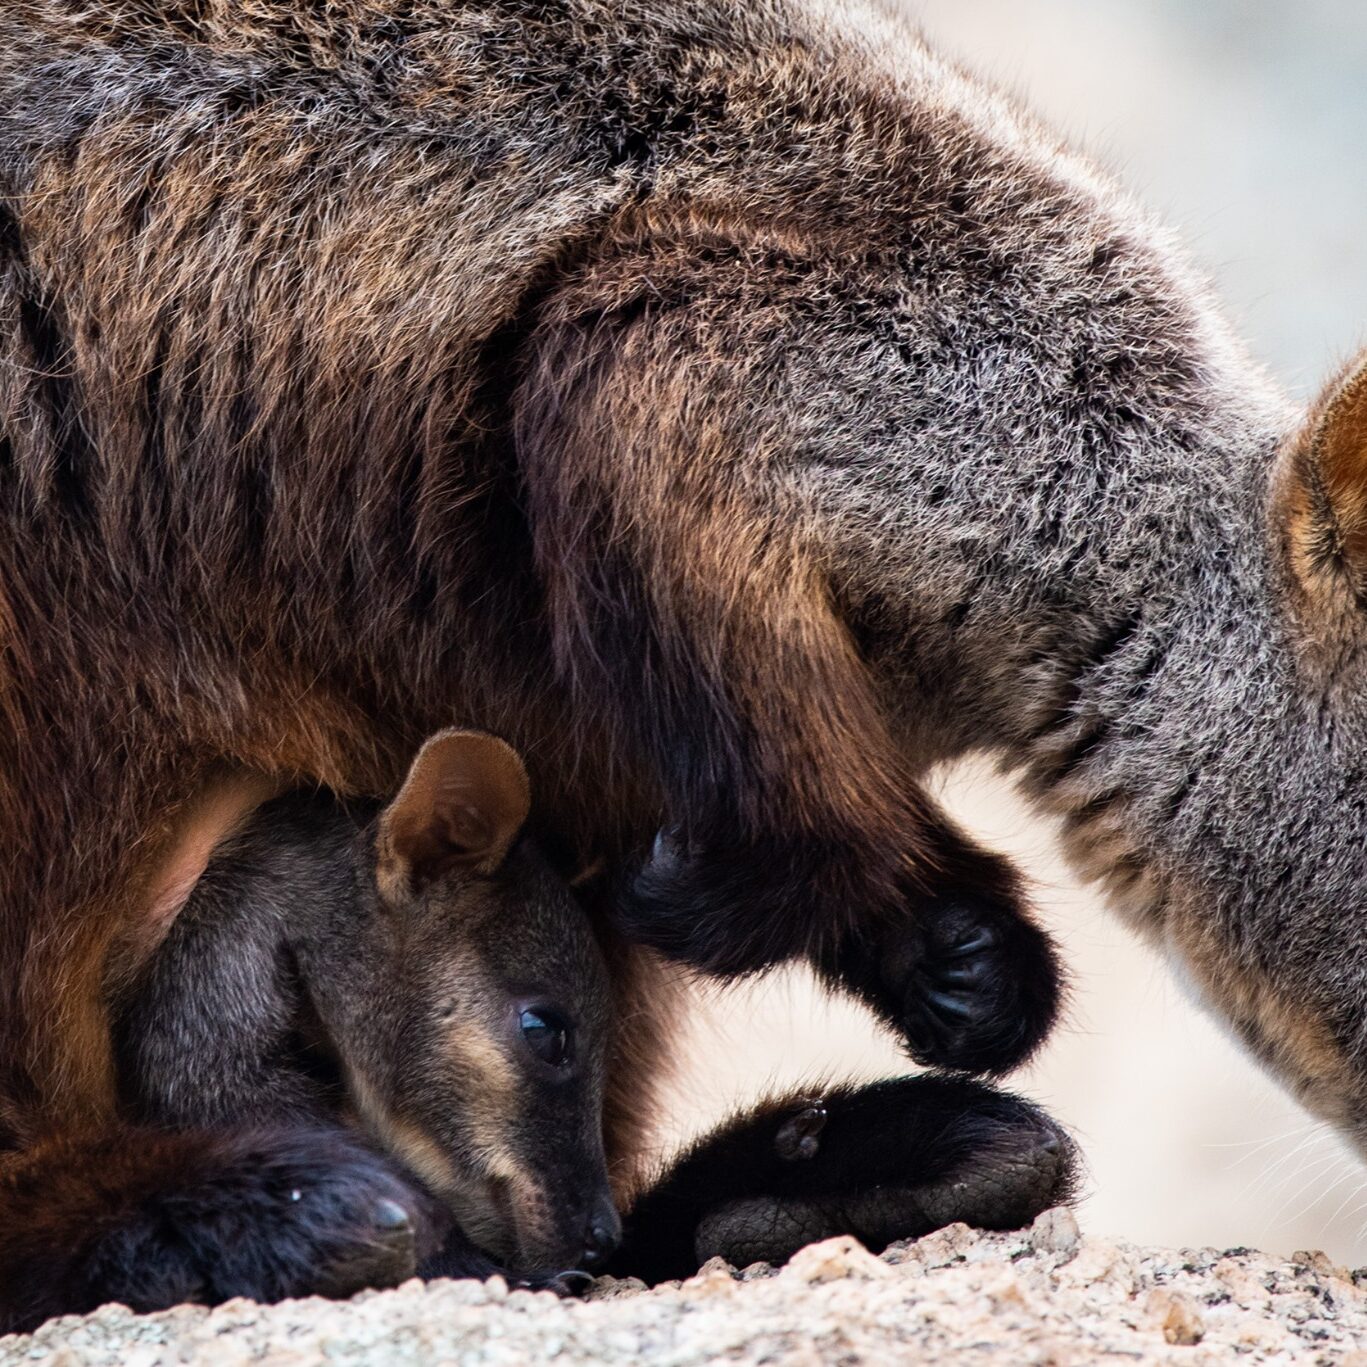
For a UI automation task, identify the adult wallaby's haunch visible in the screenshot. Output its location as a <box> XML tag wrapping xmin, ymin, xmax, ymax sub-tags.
<box><xmin>0</xmin><ymin>0</ymin><xmax>1363</xmax><ymax>1209</ymax></box>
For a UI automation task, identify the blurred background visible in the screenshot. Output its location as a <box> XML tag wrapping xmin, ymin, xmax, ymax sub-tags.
<box><xmin>659</xmin><ymin>1</ymin><xmax>1367</xmax><ymax>1264</ymax></box>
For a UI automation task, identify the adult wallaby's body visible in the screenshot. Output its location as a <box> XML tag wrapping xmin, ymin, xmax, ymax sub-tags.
<box><xmin>0</xmin><ymin>0</ymin><xmax>1069</xmax><ymax>1160</ymax></box>
<box><xmin>2</xmin><ymin>0</ymin><xmax>1365</xmax><ymax>1194</ymax></box>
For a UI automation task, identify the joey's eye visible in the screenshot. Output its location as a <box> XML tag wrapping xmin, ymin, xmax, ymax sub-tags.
<box><xmin>519</xmin><ymin>1007</ymin><xmax>570</xmax><ymax>1067</ymax></box>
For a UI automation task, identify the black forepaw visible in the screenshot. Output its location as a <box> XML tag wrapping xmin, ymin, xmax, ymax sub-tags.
<box><xmin>833</xmin><ymin>891</ymin><xmax>1063</xmax><ymax>1076</ymax></box>
<box><xmin>616</xmin><ymin>830</ymin><xmax>861</xmax><ymax>978</ymax></box>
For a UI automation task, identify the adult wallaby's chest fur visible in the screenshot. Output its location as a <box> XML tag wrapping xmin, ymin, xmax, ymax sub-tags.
<box><xmin>4</xmin><ymin>1</ymin><xmax>1367</xmax><ymax>1158</ymax></box>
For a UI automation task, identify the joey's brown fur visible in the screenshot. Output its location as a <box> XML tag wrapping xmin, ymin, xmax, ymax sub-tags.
<box><xmin>5</xmin><ymin>0</ymin><xmax>1367</xmax><ymax>1232</ymax></box>
<box><xmin>114</xmin><ymin>730</ymin><xmax>623</xmax><ymax>1301</ymax></box>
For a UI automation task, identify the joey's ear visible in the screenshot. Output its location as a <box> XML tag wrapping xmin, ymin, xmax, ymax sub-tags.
<box><xmin>377</xmin><ymin>730</ymin><xmax>531</xmax><ymax>898</ymax></box>
<box><xmin>1279</xmin><ymin>351</ymin><xmax>1367</xmax><ymax>598</ymax></box>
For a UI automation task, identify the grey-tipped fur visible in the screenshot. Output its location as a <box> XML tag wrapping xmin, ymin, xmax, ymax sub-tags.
<box><xmin>0</xmin><ymin>1</ymin><xmax>1363</xmax><ymax>1159</ymax></box>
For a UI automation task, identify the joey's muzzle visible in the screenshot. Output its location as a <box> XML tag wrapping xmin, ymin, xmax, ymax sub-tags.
<box><xmin>580</xmin><ymin>1196</ymin><xmax>623</xmax><ymax>1269</ymax></box>
<box><xmin>502</xmin><ymin>1169</ymin><xmax>621</xmax><ymax>1273</ymax></box>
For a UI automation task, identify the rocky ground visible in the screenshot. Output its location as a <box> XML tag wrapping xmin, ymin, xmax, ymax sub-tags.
<box><xmin>7</xmin><ymin>1211</ymin><xmax>1367</xmax><ymax>1365</ymax></box>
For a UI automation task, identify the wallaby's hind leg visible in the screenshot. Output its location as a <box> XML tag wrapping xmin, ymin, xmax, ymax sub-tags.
<box><xmin>521</xmin><ymin>298</ymin><xmax>1060</xmax><ymax>1074</ymax></box>
<box><xmin>608</xmin><ymin>1076</ymin><xmax>1076</xmax><ymax>1284</ymax></box>
<box><xmin>0</xmin><ymin>1125</ymin><xmax>445</xmax><ymax>1334</ymax></box>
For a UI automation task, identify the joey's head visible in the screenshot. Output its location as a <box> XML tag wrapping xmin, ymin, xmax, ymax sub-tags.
<box><xmin>309</xmin><ymin>730</ymin><xmax>619</xmax><ymax>1276</ymax></box>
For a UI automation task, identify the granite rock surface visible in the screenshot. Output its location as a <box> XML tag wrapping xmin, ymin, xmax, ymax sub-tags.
<box><xmin>6</xmin><ymin>1211</ymin><xmax>1367</xmax><ymax>1366</ymax></box>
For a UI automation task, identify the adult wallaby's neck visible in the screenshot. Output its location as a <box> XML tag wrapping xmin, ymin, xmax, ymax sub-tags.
<box><xmin>956</xmin><ymin>398</ymin><xmax>1294</xmax><ymax>940</ymax></box>
<box><xmin>833</xmin><ymin>327</ymin><xmax>1296</xmax><ymax>940</ymax></box>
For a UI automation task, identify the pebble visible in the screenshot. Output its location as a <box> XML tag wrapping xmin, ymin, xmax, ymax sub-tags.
<box><xmin>1030</xmin><ymin>1207</ymin><xmax>1081</xmax><ymax>1257</ymax></box>
<box><xmin>1145</xmin><ymin>1289</ymin><xmax>1203</xmax><ymax>1346</ymax></box>
<box><xmin>782</xmin><ymin>1237</ymin><xmax>891</xmax><ymax>1285</ymax></box>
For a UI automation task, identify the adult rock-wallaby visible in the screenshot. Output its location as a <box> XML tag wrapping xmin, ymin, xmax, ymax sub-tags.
<box><xmin>1</xmin><ymin>728</ymin><xmax>1077</xmax><ymax>1330</ymax></box>
<box><xmin>0</xmin><ymin>0</ymin><xmax>1363</xmax><ymax>1234</ymax></box>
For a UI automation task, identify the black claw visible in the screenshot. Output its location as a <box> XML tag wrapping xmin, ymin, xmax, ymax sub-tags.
<box><xmin>932</xmin><ymin>962</ymin><xmax>988</xmax><ymax>987</ymax></box>
<box><xmin>945</xmin><ymin>926</ymin><xmax>997</xmax><ymax>958</ymax></box>
<box><xmin>925</xmin><ymin>989</ymin><xmax>977</xmax><ymax>1020</ymax></box>
<box><xmin>373</xmin><ymin>1199</ymin><xmax>411</xmax><ymax>1231</ymax></box>
<box><xmin>649</xmin><ymin>827</ymin><xmax>685</xmax><ymax>870</ymax></box>
<box><xmin>774</xmin><ymin>1104</ymin><xmax>828</xmax><ymax>1162</ymax></box>
<box><xmin>525</xmin><ymin>1268</ymin><xmax>595</xmax><ymax>1297</ymax></box>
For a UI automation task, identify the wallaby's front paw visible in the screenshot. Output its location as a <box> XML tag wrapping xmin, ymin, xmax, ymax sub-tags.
<box><xmin>692</xmin><ymin>1079</ymin><xmax>1079</xmax><ymax>1272</ymax></box>
<box><xmin>308</xmin><ymin>1192</ymin><xmax>426</xmax><ymax>1300</ymax></box>
<box><xmin>834</xmin><ymin>893</ymin><xmax>1063</xmax><ymax>1076</ymax></box>
<box><xmin>616</xmin><ymin>831</ymin><xmax>818</xmax><ymax>977</ymax></box>
<box><xmin>913</xmin><ymin>1110</ymin><xmax>1076</xmax><ymax>1233</ymax></box>
<box><xmin>0</xmin><ymin>1125</ymin><xmax>447</xmax><ymax>1333</ymax></box>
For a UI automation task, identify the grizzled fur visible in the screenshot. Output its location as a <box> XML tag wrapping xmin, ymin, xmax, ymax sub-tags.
<box><xmin>0</xmin><ymin>0</ymin><xmax>1068</xmax><ymax>1148</ymax></box>
<box><xmin>0</xmin><ymin>0</ymin><xmax>1364</xmax><ymax>1236</ymax></box>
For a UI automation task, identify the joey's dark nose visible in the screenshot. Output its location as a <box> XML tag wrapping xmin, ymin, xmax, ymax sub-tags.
<box><xmin>579</xmin><ymin>1203</ymin><xmax>622</xmax><ymax>1269</ymax></box>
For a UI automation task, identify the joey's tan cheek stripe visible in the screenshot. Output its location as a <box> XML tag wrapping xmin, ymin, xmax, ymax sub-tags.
<box><xmin>347</xmin><ymin>1061</ymin><xmax>533</xmax><ymax>1258</ymax></box>
<box><xmin>119</xmin><ymin>769</ymin><xmax>288</xmax><ymax>977</ymax></box>
<box><xmin>442</xmin><ymin>1020</ymin><xmax>558</xmax><ymax>1257</ymax></box>
<box><xmin>445</xmin><ymin>1021</ymin><xmax>525</xmax><ymax>1180</ymax></box>
<box><xmin>346</xmin><ymin>1067</ymin><xmax>460</xmax><ymax>1196</ymax></box>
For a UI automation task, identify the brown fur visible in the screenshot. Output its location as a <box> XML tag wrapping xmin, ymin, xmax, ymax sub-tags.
<box><xmin>1165</xmin><ymin>908</ymin><xmax>1360</xmax><ymax>1132</ymax></box>
<box><xmin>0</xmin><ymin>0</ymin><xmax>1041</xmax><ymax>1167</ymax></box>
<box><xmin>117</xmin><ymin>770</ymin><xmax>287</xmax><ymax>977</ymax></box>
<box><xmin>1278</xmin><ymin>356</ymin><xmax>1367</xmax><ymax>610</ymax></box>
<box><xmin>598</xmin><ymin>943</ymin><xmax>691</xmax><ymax>1208</ymax></box>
